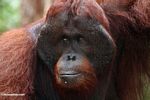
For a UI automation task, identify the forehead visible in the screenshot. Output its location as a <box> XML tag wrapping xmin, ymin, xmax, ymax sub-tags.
<box><xmin>46</xmin><ymin>12</ymin><xmax>100</xmax><ymax>33</ymax></box>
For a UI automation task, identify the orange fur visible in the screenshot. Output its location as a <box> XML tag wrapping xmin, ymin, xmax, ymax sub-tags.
<box><xmin>47</xmin><ymin>0</ymin><xmax>109</xmax><ymax>30</ymax></box>
<box><xmin>0</xmin><ymin>29</ymin><xmax>35</xmax><ymax>99</ymax></box>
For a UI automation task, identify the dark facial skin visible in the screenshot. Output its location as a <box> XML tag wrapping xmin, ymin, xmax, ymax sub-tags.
<box><xmin>36</xmin><ymin>12</ymin><xmax>115</xmax><ymax>99</ymax></box>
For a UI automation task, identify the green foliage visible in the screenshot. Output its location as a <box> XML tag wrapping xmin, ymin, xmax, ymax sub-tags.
<box><xmin>144</xmin><ymin>83</ymin><xmax>150</xmax><ymax>100</ymax></box>
<box><xmin>0</xmin><ymin>0</ymin><xmax>20</xmax><ymax>32</ymax></box>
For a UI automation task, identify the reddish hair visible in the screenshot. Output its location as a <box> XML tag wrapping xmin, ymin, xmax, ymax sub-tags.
<box><xmin>46</xmin><ymin>0</ymin><xmax>109</xmax><ymax>30</ymax></box>
<box><xmin>101</xmin><ymin>0</ymin><xmax>150</xmax><ymax>100</ymax></box>
<box><xmin>0</xmin><ymin>29</ymin><xmax>35</xmax><ymax>100</ymax></box>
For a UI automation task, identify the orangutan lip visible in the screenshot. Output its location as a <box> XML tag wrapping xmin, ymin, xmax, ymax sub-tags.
<box><xmin>59</xmin><ymin>71</ymin><xmax>81</xmax><ymax>76</ymax></box>
<box><xmin>60</xmin><ymin>73</ymin><xmax>81</xmax><ymax>76</ymax></box>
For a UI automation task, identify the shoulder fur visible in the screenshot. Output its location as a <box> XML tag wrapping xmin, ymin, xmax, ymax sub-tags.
<box><xmin>0</xmin><ymin>28</ymin><xmax>35</xmax><ymax>99</ymax></box>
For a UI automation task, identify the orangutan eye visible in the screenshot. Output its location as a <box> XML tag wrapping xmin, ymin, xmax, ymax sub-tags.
<box><xmin>76</xmin><ymin>36</ymin><xmax>84</xmax><ymax>43</ymax></box>
<box><xmin>63</xmin><ymin>38</ymin><xmax>68</xmax><ymax>42</ymax></box>
<box><xmin>61</xmin><ymin>36</ymin><xmax>70</xmax><ymax>44</ymax></box>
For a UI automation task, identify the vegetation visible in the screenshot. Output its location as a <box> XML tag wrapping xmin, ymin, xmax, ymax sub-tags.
<box><xmin>144</xmin><ymin>83</ymin><xmax>150</xmax><ymax>100</ymax></box>
<box><xmin>0</xmin><ymin>0</ymin><xmax>20</xmax><ymax>33</ymax></box>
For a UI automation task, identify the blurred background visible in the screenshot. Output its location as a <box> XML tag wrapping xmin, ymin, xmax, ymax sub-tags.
<box><xmin>0</xmin><ymin>0</ymin><xmax>150</xmax><ymax>99</ymax></box>
<box><xmin>0</xmin><ymin>0</ymin><xmax>53</xmax><ymax>33</ymax></box>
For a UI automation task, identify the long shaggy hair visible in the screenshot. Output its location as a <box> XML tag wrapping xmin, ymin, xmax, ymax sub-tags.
<box><xmin>0</xmin><ymin>0</ymin><xmax>150</xmax><ymax>100</ymax></box>
<box><xmin>0</xmin><ymin>29</ymin><xmax>35</xmax><ymax>100</ymax></box>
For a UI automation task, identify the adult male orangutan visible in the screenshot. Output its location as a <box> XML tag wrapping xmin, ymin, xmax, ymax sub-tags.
<box><xmin>0</xmin><ymin>0</ymin><xmax>150</xmax><ymax>100</ymax></box>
